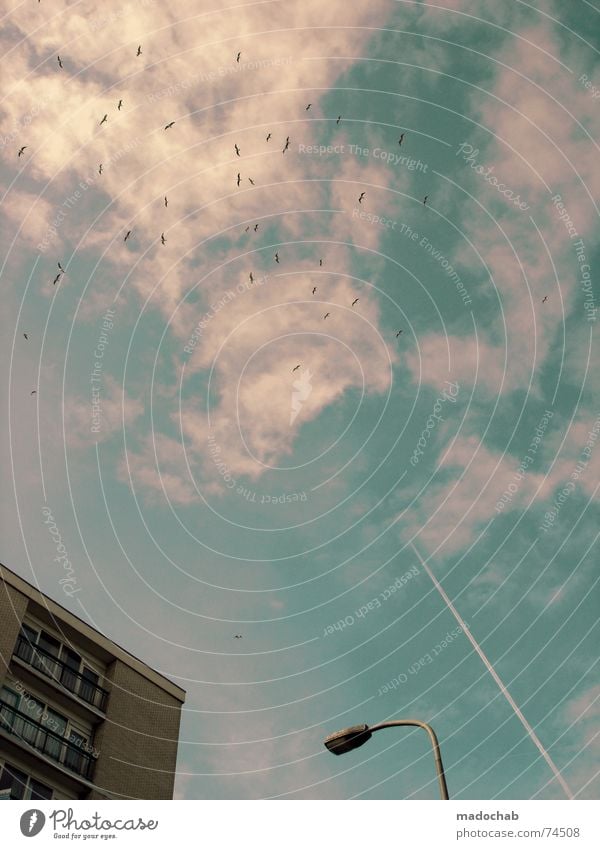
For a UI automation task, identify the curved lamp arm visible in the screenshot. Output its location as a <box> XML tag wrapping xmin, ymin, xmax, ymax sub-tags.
<box><xmin>324</xmin><ymin>719</ymin><xmax>449</xmax><ymax>800</ymax></box>
<box><xmin>369</xmin><ymin>720</ymin><xmax>449</xmax><ymax>800</ymax></box>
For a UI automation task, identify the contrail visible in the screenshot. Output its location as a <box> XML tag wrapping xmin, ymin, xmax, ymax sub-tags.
<box><xmin>411</xmin><ymin>543</ymin><xmax>573</xmax><ymax>799</ymax></box>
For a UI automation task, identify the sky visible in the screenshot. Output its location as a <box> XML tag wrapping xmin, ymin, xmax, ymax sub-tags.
<box><xmin>1</xmin><ymin>0</ymin><xmax>599</xmax><ymax>800</ymax></box>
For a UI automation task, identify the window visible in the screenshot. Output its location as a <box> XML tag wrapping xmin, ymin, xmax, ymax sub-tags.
<box><xmin>32</xmin><ymin>631</ymin><xmax>61</xmax><ymax>679</ymax></box>
<box><xmin>79</xmin><ymin>668</ymin><xmax>99</xmax><ymax>705</ymax></box>
<box><xmin>0</xmin><ymin>762</ymin><xmax>53</xmax><ymax>800</ymax></box>
<box><xmin>60</xmin><ymin>648</ymin><xmax>81</xmax><ymax>692</ymax></box>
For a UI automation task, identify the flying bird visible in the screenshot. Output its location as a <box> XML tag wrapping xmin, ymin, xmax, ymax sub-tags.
<box><xmin>398</xmin><ymin>133</ymin><xmax>404</xmax><ymax>146</ymax></box>
<box><xmin>282</xmin><ymin>136</ymin><xmax>290</xmax><ymax>153</ymax></box>
<box><xmin>18</xmin><ymin>146</ymin><xmax>27</xmax><ymax>157</ymax></box>
<box><xmin>52</xmin><ymin>273</ymin><xmax>61</xmax><ymax>285</ymax></box>
<box><xmin>542</xmin><ymin>296</ymin><xmax>548</xmax><ymax>303</ymax></box>
<box><xmin>164</xmin><ymin>196</ymin><xmax>168</xmax><ymax>207</ymax></box>
<box><xmin>336</xmin><ymin>115</ymin><xmax>341</xmax><ymax>124</ymax></box>
<box><xmin>306</xmin><ymin>103</ymin><xmax>312</xmax><ymax>110</ymax></box>
<box><xmin>237</xmin><ymin>172</ymin><xmax>241</xmax><ymax>187</ymax></box>
<box><xmin>319</xmin><ymin>259</ymin><xmax>323</xmax><ymax>266</ymax></box>
<box><xmin>323</xmin><ymin>312</ymin><xmax>330</xmax><ymax>320</ymax></box>
<box><xmin>249</xmin><ymin>272</ymin><xmax>254</xmax><ymax>283</ymax></box>
<box><xmin>99</xmin><ymin>114</ymin><xmax>108</xmax><ymax>125</ymax></box>
<box><xmin>423</xmin><ymin>195</ymin><xmax>428</xmax><ymax>205</ymax></box>
<box><xmin>358</xmin><ymin>192</ymin><xmax>365</xmax><ymax>204</ymax></box>
<box><xmin>137</xmin><ymin>45</ymin><xmax>142</xmax><ymax>56</ymax></box>
<box><xmin>23</xmin><ymin>333</ymin><xmax>28</xmax><ymax>340</ymax></box>
<box><xmin>234</xmin><ymin>143</ymin><xmax>240</xmax><ymax>156</ymax></box>
<box><xmin>234</xmin><ymin>634</ymin><xmax>242</xmax><ymax>638</ymax></box>
<box><xmin>124</xmin><ymin>230</ymin><xmax>132</xmax><ymax>242</ymax></box>
<box><xmin>164</xmin><ymin>121</ymin><xmax>175</xmax><ymax>130</ymax></box>
<box><xmin>275</xmin><ymin>252</ymin><xmax>279</xmax><ymax>263</ymax></box>
<box><xmin>244</xmin><ymin>226</ymin><xmax>250</xmax><ymax>232</ymax></box>
<box><xmin>58</xmin><ymin>262</ymin><xmax>65</xmax><ymax>273</ymax></box>
<box><xmin>253</xmin><ymin>224</ymin><xmax>259</xmax><ymax>232</ymax></box>
<box><xmin>352</xmin><ymin>298</ymin><xmax>359</xmax><ymax>306</ymax></box>
<box><xmin>266</xmin><ymin>133</ymin><xmax>271</xmax><ymax>141</ymax></box>
<box><xmin>57</xmin><ymin>56</ymin><xmax>63</xmax><ymax>69</ymax></box>
<box><xmin>396</xmin><ymin>330</ymin><xmax>403</xmax><ymax>337</ymax></box>
<box><xmin>117</xmin><ymin>99</ymin><xmax>123</xmax><ymax>110</ymax></box>
<box><xmin>312</xmin><ymin>287</ymin><xmax>317</xmax><ymax>295</ymax></box>
<box><xmin>292</xmin><ymin>364</ymin><xmax>301</xmax><ymax>372</ymax></box>
<box><xmin>236</xmin><ymin>52</ymin><xmax>241</xmax><ymax>63</ymax></box>
<box><xmin>98</xmin><ymin>164</ymin><xmax>103</xmax><ymax>174</ymax></box>
<box><xmin>248</xmin><ymin>177</ymin><xmax>255</xmax><ymax>185</ymax></box>
<box><xmin>30</xmin><ymin>390</ymin><xmax>37</xmax><ymax>395</ymax></box>
<box><xmin>161</xmin><ymin>233</ymin><xmax>166</xmax><ymax>245</ymax></box>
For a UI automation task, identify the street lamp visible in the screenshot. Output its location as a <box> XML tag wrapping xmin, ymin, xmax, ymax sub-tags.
<box><xmin>324</xmin><ymin>719</ymin><xmax>449</xmax><ymax>800</ymax></box>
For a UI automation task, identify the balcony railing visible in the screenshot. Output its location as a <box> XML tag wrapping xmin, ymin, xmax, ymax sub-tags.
<box><xmin>13</xmin><ymin>636</ymin><xmax>109</xmax><ymax>713</ymax></box>
<box><xmin>0</xmin><ymin>701</ymin><xmax>95</xmax><ymax>780</ymax></box>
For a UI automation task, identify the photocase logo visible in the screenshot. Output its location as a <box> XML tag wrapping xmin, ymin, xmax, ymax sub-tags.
<box><xmin>20</xmin><ymin>810</ymin><xmax>46</xmax><ymax>837</ymax></box>
<box><xmin>290</xmin><ymin>368</ymin><xmax>313</xmax><ymax>424</ymax></box>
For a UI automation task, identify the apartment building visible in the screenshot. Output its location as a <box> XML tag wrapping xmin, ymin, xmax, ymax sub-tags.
<box><xmin>0</xmin><ymin>563</ymin><xmax>185</xmax><ymax>800</ymax></box>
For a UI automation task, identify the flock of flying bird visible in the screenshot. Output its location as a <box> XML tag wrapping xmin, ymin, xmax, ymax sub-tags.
<box><xmin>18</xmin><ymin>46</ymin><xmax>549</xmax><ymax>417</ymax></box>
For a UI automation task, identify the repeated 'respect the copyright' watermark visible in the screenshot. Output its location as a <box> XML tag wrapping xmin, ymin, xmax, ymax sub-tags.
<box><xmin>323</xmin><ymin>565</ymin><xmax>419</xmax><ymax>637</ymax></box>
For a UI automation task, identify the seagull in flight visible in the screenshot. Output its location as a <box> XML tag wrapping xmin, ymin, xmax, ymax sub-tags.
<box><xmin>18</xmin><ymin>146</ymin><xmax>27</xmax><ymax>157</ymax></box>
<box><xmin>423</xmin><ymin>195</ymin><xmax>428</xmax><ymax>205</ymax></box>
<box><xmin>98</xmin><ymin>164</ymin><xmax>103</xmax><ymax>174</ymax></box>
<box><xmin>319</xmin><ymin>259</ymin><xmax>323</xmax><ymax>266</ymax></box>
<box><xmin>282</xmin><ymin>136</ymin><xmax>290</xmax><ymax>153</ymax></box>
<box><xmin>398</xmin><ymin>133</ymin><xmax>404</xmax><ymax>146</ymax></box>
<box><xmin>249</xmin><ymin>272</ymin><xmax>254</xmax><ymax>283</ymax></box>
<box><xmin>292</xmin><ymin>364</ymin><xmax>301</xmax><ymax>372</ymax></box>
<box><xmin>248</xmin><ymin>177</ymin><xmax>255</xmax><ymax>185</ymax></box>
<box><xmin>236</xmin><ymin>52</ymin><xmax>241</xmax><ymax>63</ymax></box>
<box><xmin>234</xmin><ymin>634</ymin><xmax>242</xmax><ymax>638</ymax></box>
<box><xmin>312</xmin><ymin>287</ymin><xmax>317</xmax><ymax>294</ymax></box>
<box><xmin>52</xmin><ymin>273</ymin><xmax>61</xmax><ymax>285</ymax></box>
<box><xmin>237</xmin><ymin>172</ymin><xmax>241</xmax><ymax>187</ymax></box>
<box><xmin>57</xmin><ymin>56</ymin><xmax>63</xmax><ymax>69</ymax></box>
<box><xmin>137</xmin><ymin>45</ymin><xmax>142</xmax><ymax>56</ymax></box>
<box><xmin>266</xmin><ymin>133</ymin><xmax>271</xmax><ymax>141</ymax></box>
<box><xmin>31</xmin><ymin>390</ymin><xmax>37</xmax><ymax>395</ymax></box>
<box><xmin>542</xmin><ymin>295</ymin><xmax>548</xmax><ymax>303</ymax></box>
<box><xmin>99</xmin><ymin>114</ymin><xmax>108</xmax><ymax>125</ymax></box>
<box><xmin>164</xmin><ymin>196</ymin><xmax>168</xmax><ymax>207</ymax></box>
<box><xmin>275</xmin><ymin>252</ymin><xmax>279</xmax><ymax>263</ymax></box>
<box><xmin>244</xmin><ymin>226</ymin><xmax>250</xmax><ymax>232</ymax></box>
<box><xmin>336</xmin><ymin>115</ymin><xmax>341</xmax><ymax>124</ymax></box>
<box><xmin>124</xmin><ymin>230</ymin><xmax>132</xmax><ymax>242</ymax></box>
<box><xmin>164</xmin><ymin>121</ymin><xmax>175</xmax><ymax>130</ymax></box>
<box><xmin>323</xmin><ymin>312</ymin><xmax>330</xmax><ymax>320</ymax></box>
<box><xmin>358</xmin><ymin>192</ymin><xmax>365</xmax><ymax>204</ymax></box>
<box><xmin>253</xmin><ymin>224</ymin><xmax>259</xmax><ymax>232</ymax></box>
<box><xmin>396</xmin><ymin>330</ymin><xmax>403</xmax><ymax>337</ymax></box>
<box><xmin>161</xmin><ymin>233</ymin><xmax>166</xmax><ymax>245</ymax></box>
<box><xmin>352</xmin><ymin>298</ymin><xmax>359</xmax><ymax>306</ymax></box>
<box><xmin>23</xmin><ymin>333</ymin><xmax>29</xmax><ymax>340</ymax></box>
<box><xmin>58</xmin><ymin>262</ymin><xmax>65</xmax><ymax>273</ymax></box>
<box><xmin>235</xmin><ymin>143</ymin><xmax>240</xmax><ymax>156</ymax></box>
<box><xmin>306</xmin><ymin>103</ymin><xmax>312</xmax><ymax>110</ymax></box>
<box><xmin>117</xmin><ymin>99</ymin><xmax>123</xmax><ymax>110</ymax></box>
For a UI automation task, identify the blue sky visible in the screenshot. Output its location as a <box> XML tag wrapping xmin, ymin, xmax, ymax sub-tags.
<box><xmin>1</xmin><ymin>0</ymin><xmax>599</xmax><ymax>799</ymax></box>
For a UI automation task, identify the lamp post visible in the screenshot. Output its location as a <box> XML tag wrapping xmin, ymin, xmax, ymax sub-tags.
<box><xmin>324</xmin><ymin>719</ymin><xmax>449</xmax><ymax>800</ymax></box>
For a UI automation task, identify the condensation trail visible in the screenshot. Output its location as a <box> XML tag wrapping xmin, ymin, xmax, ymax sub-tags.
<box><xmin>411</xmin><ymin>543</ymin><xmax>573</xmax><ymax>799</ymax></box>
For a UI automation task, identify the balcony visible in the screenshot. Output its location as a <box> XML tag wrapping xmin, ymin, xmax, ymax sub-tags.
<box><xmin>0</xmin><ymin>701</ymin><xmax>95</xmax><ymax>780</ymax></box>
<box><xmin>13</xmin><ymin>636</ymin><xmax>109</xmax><ymax>713</ymax></box>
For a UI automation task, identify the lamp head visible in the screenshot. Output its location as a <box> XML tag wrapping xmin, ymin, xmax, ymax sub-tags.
<box><xmin>324</xmin><ymin>723</ymin><xmax>372</xmax><ymax>755</ymax></box>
